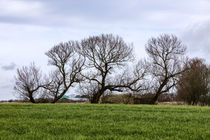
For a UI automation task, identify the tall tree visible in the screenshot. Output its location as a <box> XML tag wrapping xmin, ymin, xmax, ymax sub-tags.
<box><xmin>45</xmin><ymin>41</ymin><xmax>84</xmax><ymax>103</ymax></box>
<box><xmin>14</xmin><ymin>63</ymin><xmax>47</xmax><ymax>103</ymax></box>
<box><xmin>145</xmin><ymin>34</ymin><xmax>186</xmax><ymax>104</ymax></box>
<box><xmin>78</xmin><ymin>34</ymin><xmax>148</xmax><ymax>103</ymax></box>
<box><xmin>176</xmin><ymin>58</ymin><xmax>210</xmax><ymax>105</ymax></box>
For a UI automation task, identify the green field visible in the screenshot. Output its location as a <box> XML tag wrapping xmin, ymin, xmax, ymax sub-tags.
<box><xmin>0</xmin><ymin>104</ymin><xmax>210</xmax><ymax>140</ymax></box>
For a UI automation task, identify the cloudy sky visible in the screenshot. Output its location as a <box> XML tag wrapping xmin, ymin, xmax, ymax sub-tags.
<box><xmin>0</xmin><ymin>0</ymin><xmax>210</xmax><ymax>100</ymax></box>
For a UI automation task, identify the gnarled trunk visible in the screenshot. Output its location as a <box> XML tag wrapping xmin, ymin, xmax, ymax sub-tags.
<box><xmin>29</xmin><ymin>93</ymin><xmax>36</xmax><ymax>103</ymax></box>
<box><xmin>51</xmin><ymin>98</ymin><xmax>58</xmax><ymax>103</ymax></box>
<box><xmin>90</xmin><ymin>89</ymin><xmax>105</xmax><ymax>104</ymax></box>
<box><xmin>90</xmin><ymin>97</ymin><xmax>100</xmax><ymax>103</ymax></box>
<box><xmin>150</xmin><ymin>93</ymin><xmax>159</xmax><ymax>104</ymax></box>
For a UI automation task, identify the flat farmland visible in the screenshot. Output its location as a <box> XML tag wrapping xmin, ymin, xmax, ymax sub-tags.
<box><xmin>0</xmin><ymin>104</ymin><xmax>210</xmax><ymax>140</ymax></box>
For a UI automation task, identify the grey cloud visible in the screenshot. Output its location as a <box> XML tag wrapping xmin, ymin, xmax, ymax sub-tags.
<box><xmin>1</xmin><ymin>62</ymin><xmax>16</xmax><ymax>71</ymax></box>
<box><xmin>1</xmin><ymin>0</ymin><xmax>209</xmax><ymax>30</ymax></box>
<box><xmin>181</xmin><ymin>20</ymin><xmax>210</xmax><ymax>61</ymax></box>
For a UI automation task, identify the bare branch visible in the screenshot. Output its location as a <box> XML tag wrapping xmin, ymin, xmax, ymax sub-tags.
<box><xmin>14</xmin><ymin>63</ymin><xmax>47</xmax><ymax>103</ymax></box>
<box><xmin>145</xmin><ymin>34</ymin><xmax>186</xmax><ymax>104</ymax></box>
<box><xmin>45</xmin><ymin>41</ymin><xmax>85</xmax><ymax>103</ymax></box>
<box><xmin>77</xmin><ymin>34</ymin><xmax>135</xmax><ymax>103</ymax></box>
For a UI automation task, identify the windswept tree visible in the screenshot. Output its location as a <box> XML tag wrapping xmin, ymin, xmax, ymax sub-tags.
<box><xmin>110</xmin><ymin>60</ymin><xmax>149</xmax><ymax>93</ymax></box>
<box><xmin>45</xmin><ymin>41</ymin><xmax>84</xmax><ymax>103</ymax></box>
<box><xmin>78</xmin><ymin>34</ymin><xmax>148</xmax><ymax>103</ymax></box>
<box><xmin>14</xmin><ymin>63</ymin><xmax>47</xmax><ymax>103</ymax></box>
<box><xmin>145</xmin><ymin>34</ymin><xmax>186</xmax><ymax>104</ymax></box>
<box><xmin>176</xmin><ymin>58</ymin><xmax>210</xmax><ymax>105</ymax></box>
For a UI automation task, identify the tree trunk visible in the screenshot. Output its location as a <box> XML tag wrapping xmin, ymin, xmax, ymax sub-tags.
<box><xmin>90</xmin><ymin>90</ymin><xmax>105</xmax><ymax>104</ymax></box>
<box><xmin>29</xmin><ymin>93</ymin><xmax>36</xmax><ymax>103</ymax></box>
<box><xmin>51</xmin><ymin>98</ymin><xmax>58</xmax><ymax>103</ymax></box>
<box><xmin>150</xmin><ymin>78</ymin><xmax>168</xmax><ymax>104</ymax></box>
<box><xmin>150</xmin><ymin>93</ymin><xmax>160</xmax><ymax>104</ymax></box>
<box><xmin>51</xmin><ymin>89</ymin><xmax>68</xmax><ymax>103</ymax></box>
<box><xmin>90</xmin><ymin>94</ymin><xmax>101</xmax><ymax>104</ymax></box>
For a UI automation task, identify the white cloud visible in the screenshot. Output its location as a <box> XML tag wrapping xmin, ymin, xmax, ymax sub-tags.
<box><xmin>0</xmin><ymin>0</ymin><xmax>46</xmax><ymax>18</ymax></box>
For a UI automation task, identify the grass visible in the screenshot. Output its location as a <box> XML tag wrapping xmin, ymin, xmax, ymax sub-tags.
<box><xmin>0</xmin><ymin>104</ymin><xmax>210</xmax><ymax>140</ymax></box>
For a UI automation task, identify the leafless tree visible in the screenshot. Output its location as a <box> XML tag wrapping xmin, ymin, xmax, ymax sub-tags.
<box><xmin>106</xmin><ymin>60</ymin><xmax>149</xmax><ymax>94</ymax></box>
<box><xmin>78</xmin><ymin>34</ymin><xmax>148</xmax><ymax>103</ymax></box>
<box><xmin>14</xmin><ymin>63</ymin><xmax>47</xmax><ymax>103</ymax></box>
<box><xmin>145</xmin><ymin>34</ymin><xmax>186</xmax><ymax>104</ymax></box>
<box><xmin>176</xmin><ymin>58</ymin><xmax>210</xmax><ymax>105</ymax></box>
<box><xmin>45</xmin><ymin>41</ymin><xmax>84</xmax><ymax>103</ymax></box>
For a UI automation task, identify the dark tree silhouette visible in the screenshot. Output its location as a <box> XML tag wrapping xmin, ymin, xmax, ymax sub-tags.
<box><xmin>176</xmin><ymin>58</ymin><xmax>210</xmax><ymax>105</ymax></box>
<box><xmin>45</xmin><ymin>41</ymin><xmax>84</xmax><ymax>103</ymax></box>
<box><xmin>14</xmin><ymin>63</ymin><xmax>47</xmax><ymax>103</ymax></box>
<box><xmin>78</xmin><ymin>34</ymin><xmax>148</xmax><ymax>103</ymax></box>
<box><xmin>145</xmin><ymin>34</ymin><xmax>186</xmax><ymax>104</ymax></box>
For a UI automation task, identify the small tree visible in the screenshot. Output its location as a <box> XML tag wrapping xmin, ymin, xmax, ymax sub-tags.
<box><xmin>14</xmin><ymin>63</ymin><xmax>47</xmax><ymax>103</ymax></box>
<box><xmin>45</xmin><ymin>41</ymin><xmax>84</xmax><ymax>103</ymax></box>
<box><xmin>78</xmin><ymin>34</ymin><xmax>148</xmax><ymax>103</ymax></box>
<box><xmin>145</xmin><ymin>34</ymin><xmax>186</xmax><ymax>104</ymax></box>
<box><xmin>176</xmin><ymin>58</ymin><xmax>210</xmax><ymax>105</ymax></box>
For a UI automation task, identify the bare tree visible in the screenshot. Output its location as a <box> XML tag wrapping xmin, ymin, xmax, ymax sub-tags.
<box><xmin>145</xmin><ymin>34</ymin><xmax>186</xmax><ymax>104</ymax></box>
<box><xmin>14</xmin><ymin>63</ymin><xmax>47</xmax><ymax>103</ymax></box>
<box><xmin>78</xmin><ymin>34</ymin><xmax>148</xmax><ymax>103</ymax></box>
<box><xmin>107</xmin><ymin>60</ymin><xmax>149</xmax><ymax>93</ymax></box>
<box><xmin>45</xmin><ymin>41</ymin><xmax>84</xmax><ymax>103</ymax></box>
<box><xmin>176</xmin><ymin>58</ymin><xmax>210</xmax><ymax>105</ymax></box>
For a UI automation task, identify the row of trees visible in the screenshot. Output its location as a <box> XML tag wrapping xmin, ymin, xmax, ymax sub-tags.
<box><xmin>14</xmin><ymin>33</ymin><xmax>210</xmax><ymax>104</ymax></box>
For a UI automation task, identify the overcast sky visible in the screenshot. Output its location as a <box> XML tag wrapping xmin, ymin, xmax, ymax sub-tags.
<box><xmin>0</xmin><ymin>0</ymin><xmax>210</xmax><ymax>100</ymax></box>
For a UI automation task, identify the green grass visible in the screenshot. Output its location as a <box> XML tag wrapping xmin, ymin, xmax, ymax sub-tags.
<box><xmin>0</xmin><ymin>104</ymin><xmax>210</xmax><ymax>140</ymax></box>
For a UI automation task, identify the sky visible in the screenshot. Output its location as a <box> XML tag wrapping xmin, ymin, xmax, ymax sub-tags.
<box><xmin>0</xmin><ymin>0</ymin><xmax>210</xmax><ymax>100</ymax></box>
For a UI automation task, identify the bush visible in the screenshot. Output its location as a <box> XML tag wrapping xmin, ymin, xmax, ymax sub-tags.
<box><xmin>101</xmin><ymin>94</ymin><xmax>134</xmax><ymax>104</ymax></box>
<box><xmin>136</xmin><ymin>93</ymin><xmax>155</xmax><ymax>104</ymax></box>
